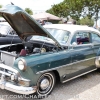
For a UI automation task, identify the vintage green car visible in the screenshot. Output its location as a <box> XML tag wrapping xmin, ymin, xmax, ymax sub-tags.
<box><xmin>0</xmin><ymin>4</ymin><xmax>100</xmax><ymax>98</ymax></box>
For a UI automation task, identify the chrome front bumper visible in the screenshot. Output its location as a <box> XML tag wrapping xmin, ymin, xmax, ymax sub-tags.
<box><xmin>0</xmin><ymin>63</ymin><xmax>37</xmax><ymax>94</ymax></box>
<box><xmin>0</xmin><ymin>79</ymin><xmax>37</xmax><ymax>94</ymax></box>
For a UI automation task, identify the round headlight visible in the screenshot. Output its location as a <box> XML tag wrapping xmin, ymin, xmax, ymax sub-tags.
<box><xmin>18</xmin><ymin>60</ymin><xmax>26</xmax><ymax>71</ymax></box>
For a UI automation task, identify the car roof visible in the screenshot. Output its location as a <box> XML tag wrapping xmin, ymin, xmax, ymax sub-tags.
<box><xmin>44</xmin><ymin>24</ymin><xmax>100</xmax><ymax>34</ymax></box>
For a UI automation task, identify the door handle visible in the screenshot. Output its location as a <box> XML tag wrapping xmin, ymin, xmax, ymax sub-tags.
<box><xmin>73</xmin><ymin>60</ymin><xmax>78</xmax><ymax>62</ymax></box>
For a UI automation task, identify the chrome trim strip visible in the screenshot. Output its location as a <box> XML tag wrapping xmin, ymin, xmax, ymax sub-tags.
<box><xmin>69</xmin><ymin>45</ymin><xmax>93</xmax><ymax>51</ymax></box>
<box><xmin>1</xmin><ymin>53</ymin><xmax>2</xmax><ymax>60</ymax></box>
<box><xmin>62</xmin><ymin>68</ymin><xmax>97</xmax><ymax>83</ymax></box>
<box><xmin>18</xmin><ymin>77</ymin><xmax>31</xmax><ymax>82</ymax></box>
<box><xmin>95</xmin><ymin>56</ymin><xmax>100</xmax><ymax>68</ymax></box>
<box><xmin>0</xmin><ymin>71</ymin><xmax>11</xmax><ymax>76</ymax></box>
<box><xmin>36</xmin><ymin>57</ymin><xmax>96</xmax><ymax>74</ymax></box>
<box><xmin>0</xmin><ymin>63</ymin><xmax>18</xmax><ymax>74</ymax></box>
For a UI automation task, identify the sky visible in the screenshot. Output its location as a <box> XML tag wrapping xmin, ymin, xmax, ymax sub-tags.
<box><xmin>0</xmin><ymin>0</ymin><xmax>100</xmax><ymax>26</ymax></box>
<box><xmin>0</xmin><ymin>0</ymin><xmax>63</xmax><ymax>13</ymax></box>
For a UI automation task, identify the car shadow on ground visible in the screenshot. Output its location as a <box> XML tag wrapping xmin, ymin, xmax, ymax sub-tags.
<box><xmin>0</xmin><ymin>71</ymin><xmax>100</xmax><ymax>100</ymax></box>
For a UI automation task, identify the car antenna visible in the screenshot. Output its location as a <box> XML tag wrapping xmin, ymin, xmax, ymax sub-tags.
<box><xmin>9</xmin><ymin>35</ymin><xmax>15</xmax><ymax>50</ymax></box>
<box><xmin>8</xmin><ymin>29</ymin><xmax>16</xmax><ymax>50</ymax></box>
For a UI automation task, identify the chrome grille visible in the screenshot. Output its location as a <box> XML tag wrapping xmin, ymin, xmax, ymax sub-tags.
<box><xmin>0</xmin><ymin>68</ymin><xmax>12</xmax><ymax>76</ymax></box>
<box><xmin>0</xmin><ymin>67</ymin><xmax>15</xmax><ymax>82</ymax></box>
<box><xmin>1</xmin><ymin>52</ymin><xmax>16</xmax><ymax>67</ymax></box>
<box><xmin>0</xmin><ymin>67</ymin><xmax>4</xmax><ymax>71</ymax></box>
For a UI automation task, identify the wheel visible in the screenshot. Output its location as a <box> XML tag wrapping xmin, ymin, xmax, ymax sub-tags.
<box><xmin>36</xmin><ymin>72</ymin><xmax>56</xmax><ymax>98</ymax></box>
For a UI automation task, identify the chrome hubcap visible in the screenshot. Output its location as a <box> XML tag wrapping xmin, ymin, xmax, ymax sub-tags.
<box><xmin>40</xmin><ymin>78</ymin><xmax>50</xmax><ymax>90</ymax></box>
<box><xmin>37</xmin><ymin>73</ymin><xmax>55</xmax><ymax>96</ymax></box>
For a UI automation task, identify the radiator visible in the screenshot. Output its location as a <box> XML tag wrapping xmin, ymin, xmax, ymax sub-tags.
<box><xmin>1</xmin><ymin>51</ymin><xmax>17</xmax><ymax>67</ymax></box>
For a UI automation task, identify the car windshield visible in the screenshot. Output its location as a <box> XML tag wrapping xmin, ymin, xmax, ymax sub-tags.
<box><xmin>30</xmin><ymin>35</ymin><xmax>54</xmax><ymax>43</ymax></box>
<box><xmin>30</xmin><ymin>28</ymin><xmax>70</xmax><ymax>45</ymax></box>
<box><xmin>46</xmin><ymin>28</ymin><xmax>70</xmax><ymax>44</ymax></box>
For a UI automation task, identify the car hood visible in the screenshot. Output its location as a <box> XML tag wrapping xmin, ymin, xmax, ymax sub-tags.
<box><xmin>0</xmin><ymin>4</ymin><xmax>61</xmax><ymax>47</ymax></box>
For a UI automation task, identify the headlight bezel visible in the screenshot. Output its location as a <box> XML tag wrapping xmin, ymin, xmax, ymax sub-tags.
<box><xmin>18</xmin><ymin>59</ymin><xmax>27</xmax><ymax>71</ymax></box>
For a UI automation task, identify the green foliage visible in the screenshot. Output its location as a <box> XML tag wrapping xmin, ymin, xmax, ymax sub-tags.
<box><xmin>64</xmin><ymin>0</ymin><xmax>84</xmax><ymax>21</ymax></box>
<box><xmin>79</xmin><ymin>16</ymin><xmax>94</xmax><ymax>26</ymax></box>
<box><xmin>0</xmin><ymin>5</ymin><xmax>2</xmax><ymax>17</ymax></box>
<box><xmin>25</xmin><ymin>8</ymin><xmax>33</xmax><ymax>15</ymax></box>
<box><xmin>82</xmin><ymin>0</ymin><xmax>100</xmax><ymax>19</ymax></box>
<box><xmin>46</xmin><ymin>0</ymin><xmax>100</xmax><ymax>22</ymax></box>
<box><xmin>0</xmin><ymin>5</ymin><xmax>2</xmax><ymax>8</ymax></box>
<box><xmin>47</xmin><ymin>2</ymin><xmax>69</xmax><ymax>18</ymax></box>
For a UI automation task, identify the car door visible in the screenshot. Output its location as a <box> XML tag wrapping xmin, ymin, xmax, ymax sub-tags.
<box><xmin>69</xmin><ymin>31</ymin><xmax>96</xmax><ymax>77</ymax></box>
<box><xmin>90</xmin><ymin>32</ymin><xmax>100</xmax><ymax>55</ymax></box>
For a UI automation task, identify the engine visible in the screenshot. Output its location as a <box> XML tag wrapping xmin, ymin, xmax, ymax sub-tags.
<box><xmin>0</xmin><ymin>41</ymin><xmax>58</xmax><ymax>66</ymax></box>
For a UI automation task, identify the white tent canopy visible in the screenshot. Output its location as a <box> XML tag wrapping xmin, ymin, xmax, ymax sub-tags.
<box><xmin>32</xmin><ymin>12</ymin><xmax>61</xmax><ymax>21</ymax></box>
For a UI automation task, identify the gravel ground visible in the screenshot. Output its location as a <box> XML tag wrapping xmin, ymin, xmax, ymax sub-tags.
<box><xmin>0</xmin><ymin>71</ymin><xmax>100</xmax><ymax>100</ymax></box>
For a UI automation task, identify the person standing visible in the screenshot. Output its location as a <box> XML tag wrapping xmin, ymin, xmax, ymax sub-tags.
<box><xmin>73</xmin><ymin>20</ymin><xmax>76</xmax><ymax>24</ymax></box>
<box><xmin>64</xmin><ymin>20</ymin><xmax>67</xmax><ymax>24</ymax></box>
<box><xmin>41</xmin><ymin>20</ymin><xmax>45</xmax><ymax>25</ymax></box>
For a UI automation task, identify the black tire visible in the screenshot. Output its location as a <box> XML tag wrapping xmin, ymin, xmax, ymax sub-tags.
<box><xmin>36</xmin><ymin>72</ymin><xmax>56</xmax><ymax>98</ymax></box>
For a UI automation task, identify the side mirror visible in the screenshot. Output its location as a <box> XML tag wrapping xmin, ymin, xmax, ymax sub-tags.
<box><xmin>72</xmin><ymin>42</ymin><xmax>77</xmax><ymax>46</ymax></box>
<box><xmin>69</xmin><ymin>42</ymin><xmax>77</xmax><ymax>50</ymax></box>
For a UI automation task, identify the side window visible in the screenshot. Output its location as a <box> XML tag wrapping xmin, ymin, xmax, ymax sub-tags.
<box><xmin>91</xmin><ymin>32</ymin><xmax>100</xmax><ymax>43</ymax></box>
<box><xmin>71</xmin><ymin>31</ymin><xmax>90</xmax><ymax>45</ymax></box>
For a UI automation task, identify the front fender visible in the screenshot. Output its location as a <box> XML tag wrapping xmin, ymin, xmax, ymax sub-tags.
<box><xmin>13</xmin><ymin>58</ymin><xmax>42</xmax><ymax>86</ymax></box>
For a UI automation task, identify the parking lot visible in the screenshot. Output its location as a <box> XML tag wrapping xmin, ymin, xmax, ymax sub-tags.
<box><xmin>0</xmin><ymin>71</ymin><xmax>100</xmax><ymax>100</ymax></box>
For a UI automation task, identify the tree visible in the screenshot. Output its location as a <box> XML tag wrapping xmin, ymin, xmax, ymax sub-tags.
<box><xmin>79</xmin><ymin>16</ymin><xmax>94</xmax><ymax>26</ymax></box>
<box><xmin>0</xmin><ymin>5</ymin><xmax>2</xmax><ymax>17</ymax></box>
<box><xmin>46</xmin><ymin>0</ymin><xmax>100</xmax><ymax>22</ymax></box>
<box><xmin>64</xmin><ymin>0</ymin><xmax>84</xmax><ymax>21</ymax></box>
<box><xmin>47</xmin><ymin>0</ymin><xmax>84</xmax><ymax>21</ymax></box>
<box><xmin>82</xmin><ymin>0</ymin><xmax>100</xmax><ymax>26</ymax></box>
<box><xmin>47</xmin><ymin>2</ymin><xmax>69</xmax><ymax>18</ymax></box>
<box><xmin>25</xmin><ymin>8</ymin><xmax>33</xmax><ymax>15</ymax></box>
<box><xmin>0</xmin><ymin>5</ymin><xmax>2</xmax><ymax>8</ymax></box>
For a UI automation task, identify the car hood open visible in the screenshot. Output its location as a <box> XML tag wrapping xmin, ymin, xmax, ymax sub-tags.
<box><xmin>0</xmin><ymin>4</ymin><xmax>61</xmax><ymax>47</ymax></box>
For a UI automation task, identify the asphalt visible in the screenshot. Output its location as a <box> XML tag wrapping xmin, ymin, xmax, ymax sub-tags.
<box><xmin>0</xmin><ymin>71</ymin><xmax>100</xmax><ymax>100</ymax></box>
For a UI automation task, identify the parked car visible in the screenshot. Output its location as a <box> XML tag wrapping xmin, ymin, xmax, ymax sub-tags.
<box><xmin>0</xmin><ymin>22</ymin><xmax>31</xmax><ymax>45</ymax></box>
<box><xmin>0</xmin><ymin>4</ymin><xmax>100</xmax><ymax>98</ymax></box>
<box><xmin>0</xmin><ymin>22</ymin><xmax>22</xmax><ymax>45</ymax></box>
<box><xmin>0</xmin><ymin>17</ymin><xmax>6</xmax><ymax>22</ymax></box>
<box><xmin>0</xmin><ymin>22</ymin><xmax>15</xmax><ymax>36</ymax></box>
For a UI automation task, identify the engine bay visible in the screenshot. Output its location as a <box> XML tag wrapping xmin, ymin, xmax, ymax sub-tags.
<box><xmin>0</xmin><ymin>40</ymin><xmax>59</xmax><ymax>57</ymax></box>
